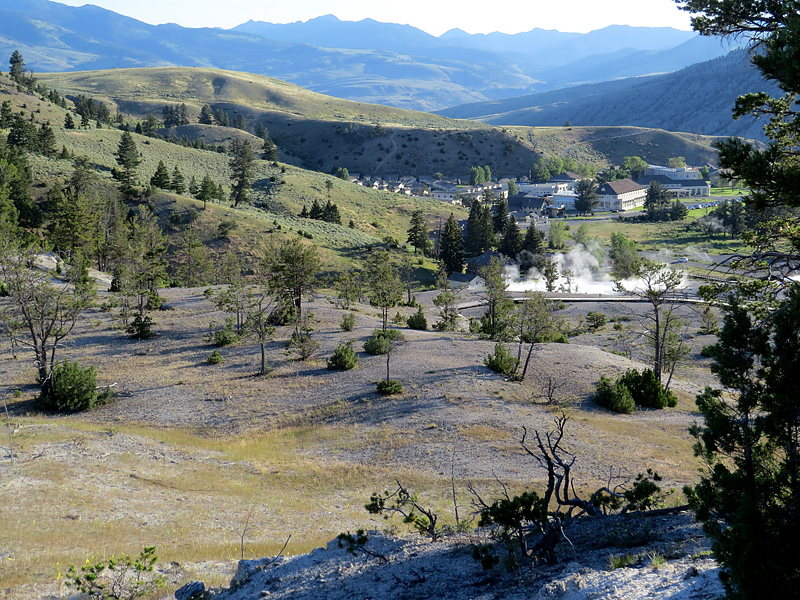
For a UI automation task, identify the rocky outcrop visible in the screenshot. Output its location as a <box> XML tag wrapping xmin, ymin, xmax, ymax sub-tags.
<box><xmin>205</xmin><ymin>514</ymin><xmax>724</xmax><ymax>600</ymax></box>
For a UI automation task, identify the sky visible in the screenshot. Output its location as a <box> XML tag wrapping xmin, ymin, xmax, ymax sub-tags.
<box><xmin>53</xmin><ymin>0</ymin><xmax>694</xmax><ymax>36</ymax></box>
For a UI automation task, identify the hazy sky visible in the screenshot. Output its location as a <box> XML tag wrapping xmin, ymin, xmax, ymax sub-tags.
<box><xmin>53</xmin><ymin>0</ymin><xmax>694</xmax><ymax>36</ymax></box>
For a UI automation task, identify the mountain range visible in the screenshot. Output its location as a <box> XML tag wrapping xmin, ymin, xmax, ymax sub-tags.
<box><xmin>1</xmin><ymin>0</ymin><xmax>733</xmax><ymax>112</ymax></box>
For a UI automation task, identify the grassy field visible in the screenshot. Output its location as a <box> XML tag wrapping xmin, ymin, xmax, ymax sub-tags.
<box><xmin>575</xmin><ymin>214</ymin><xmax>747</xmax><ymax>255</ymax></box>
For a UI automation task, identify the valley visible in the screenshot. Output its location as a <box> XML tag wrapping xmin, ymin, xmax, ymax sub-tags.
<box><xmin>1</xmin><ymin>0</ymin><xmax>797</xmax><ymax>592</ymax></box>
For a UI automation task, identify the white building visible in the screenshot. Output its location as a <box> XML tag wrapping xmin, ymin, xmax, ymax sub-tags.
<box><xmin>597</xmin><ymin>179</ymin><xmax>648</xmax><ymax>211</ymax></box>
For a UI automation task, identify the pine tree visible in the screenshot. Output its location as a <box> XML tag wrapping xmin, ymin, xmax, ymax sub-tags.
<box><xmin>439</xmin><ymin>213</ymin><xmax>464</xmax><ymax>275</ymax></box>
<box><xmin>64</xmin><ymin>113</ymin><xmax>75</xmax><ymax>130</ymax></box>
<box><xmin>171</xmin><ymin>165</ymin><xmax>186</xmax><ymax>195</ymax></box>
<box><xmin>480</xmin><ymin>204</ymin><xmax>496</xmax><ymax>251</ymax></box>
<box><xmin>150</xmin><ymin>160</ymin><xmax>171</xmax><ymax>189</ymax></box>
<box><xmin>38</xmin><ymin>123</ymin><xmax>56</xmax><ymax>157</ymax></box>
<box><xmin>197</xmin><ymin>174</ymin><xmax>216</xmax><ymax>209</ymax></box>
<box><xmin>114</xmin><ymin>131</ymin><xmax>141</xmax><ymax>195</ymax></box>
<box><xmin>499</xmin><ymin>215</ymin><xmax>523</xmax><ymax>258</ymax></box>
<box><xmin>228</xmin><ymin>138</ymin><xmax>254</xmax><ymax>207</ymax></box>
<box><xmin>8</xmin><ymin>50</ymin><xmax>24</xmax><ymax>83</ymax></box>
<box><xmin>406</xmin><ymin>210</ymin><xmax>430</xmax><ymax>255</ymax></box>
<box><xmin>493</xmin><ymin>198</ymin><xmax>509</xmax><ymax>233</ymax></box>
<box><xmin>522</xmin><ymin>225</ymin><xmax>544</xmax><ymax>255</ymax></box>
<box><xmin>465</xmin><ymin>200</ymin><xmax>484</xmax><ymax>255</ymax></box>
<box><xmin>199</xmin><ymin>104</ymin><xmax>214</xmax><ymax>125</ymax></box>
<box><xmin>321</xmin><ymin>200</ymin><xmax>341</xmax><ymax>224</ymax></box>
<box><xmin>309</xmin><ymin>198</ymin><xmax>323</xmax><ymax>220</ymax></box>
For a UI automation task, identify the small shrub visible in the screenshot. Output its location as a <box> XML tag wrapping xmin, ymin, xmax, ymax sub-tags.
<box><xmin>622</xmin><ymin>468</ymin><xmax>674</xmax><ymax>511</ymax></box>
<box><xmin>484</xmin><ymin>343</ymin><xmax>519</xmax><ymax>376</ymax></box>
<box><xmin>609</xmin><ymin>380</ymin><xmax>636</xmax><ymax>413</ymax></box>
<box><xmin>218</xmin><ymin>219</ymin><xmax>238</xmax><ymax>237</ymax></box>
<box><xmin>145</xmin><ymin>293</ymin><xmax>165</xmax><ymax>311</ymax></box>
<box><xmin>207</xmin><ymin>350</ymin><xmax>223</xmax><ymax>364</ymax></box>
<box><xmin>406</xmin><ymin>307</ymin><xmax>427</xmax><ymax>330</ymax></box>
<box><xmin>38</xmin><ymin>360</ymin><xmax>111</xmax><ymax>413</ymax></box>
<box><xmin>328</xmin><ymin>342</ymin><xmax>358</xmax><ymax>370</ymax></box>
<box><xmin>286</xmin><ymin>333</ymin><xmax>319</xmax><ymax>361</ymax></box>
<box><xmin>213</xmin><ymin>328</ymin><xmax>239</xmax><ymax>346</ymax></box>
<box><xmin>609</xmin><ymin>553</ymin><xmax>637</xmax><ymax>570</ymax></box>
<box><xmin>376</xmin><ymin>379</ymin><xmax>403</xmax><ymax>395</ymax></box>
<box><xmin>586</xmin><ymin>311</ymin><xmax>607</xmax><ymax>331</ymax></box>
<box><xmin>364</xmin><ymin>329</ymin><xmax>402</xmax><ymax>355</ymax></box>
<box><xmin>341</xmin><ymin>312</ymin><xmax>356</xmax><ymax>332</ymax></box>
<box><xmin>594</xmin><ymin>375</ymin><xmax>636</xmax><ymax>414</ymax></box>
<box><xmin>66</xmin><ymin>545</ymin><xmax>163</xmax><ymax>600</ymax></box>
<box><xmin>617</xmin><ymin>369</ymin><xmax>677</xmax><ymax>409</ymax></box>
<box><xmin>595</xmin><ymin>369</ymin><xmax>675</xmax><ymax>412</ymax></box>
<box><xmin>126</xmin><ymin>314</ymin><xmax>155</xmax><ymax>340</ymax></box>
<box><xmin>392</xmin><ymin>311</ymin><xmax>406</xmax><ymax>325</ymax></box>
<box><xmin>699</xmin><ymin>344</ymin><xmax>715</xmax><ymax>358</ymax></box>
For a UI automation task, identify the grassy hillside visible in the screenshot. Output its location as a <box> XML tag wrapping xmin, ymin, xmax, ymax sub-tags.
<box><xmin>38</xmin><ymin>67</ymin><xmax>720</xmax><ymax>175</ymax></box>
<box><xmin>511</xmin><ymin>126</ymin><xmax>723</xmax><ymax>168</ymax></box>
<box><xmin>2</xmin><ymin>73</ymin><xmax>461</xmax><ymax>276</ymax></box>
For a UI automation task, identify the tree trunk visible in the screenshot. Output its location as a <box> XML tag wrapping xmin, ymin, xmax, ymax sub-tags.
<box><xmin>260</xmin><ymin>341</ymin><xmax>267</xmax><ymax>375</ymax></box>
<box><xmin>520</xmin><ymin>343</ymin><xmax>535</xmax><ymax>381</ymax></box>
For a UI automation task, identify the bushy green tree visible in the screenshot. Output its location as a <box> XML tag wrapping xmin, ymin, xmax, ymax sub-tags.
<box><xmin>38</xmin><ymin>359</ymin><xmax>110</xmax><ymax>412</ymax></box>
<box><xmin>149</xmin><ymin>160</ymin><xmax>171</xmax><ymax>189</ymax></box>
<box><xmin>266</xmin><ymin>238</ymin><xmax>320</xmax><ymax>335</ymax></box>
<box><xmin>686</xmin><ymin>290</ymin><xmax>800</xmax><ymax>598</ymax></box>
<box><xmin>574</xmin><ymin>178</ymin><xmax>599</xmax><ymax>215</ymax></box>
<box><xmin>406</xmin><ymin>210</ymin><xmax>431</xmax><ymax>255</ymax></box>
<box><xmin>114</xmin><ymin>131</ymin><xmax>141</xmax><ymax>195</ymax></box>
<box><xmin>228</xmin><ymin>138</ymin><xmax>254</xmax><ymax>207</ymax></box>
<box><xmin>439</xmin><ymin>213</ymin><xmax>464</xmax><ymax>275</ymax></box>
<box><xmin>479</xmin><ymin>256</ymin><xmax>513</xmax><ymax>339</ymax></box>
<box><xmin>484</xmin><ymin>342</ymin><xmax>519</xmax><ymax>376</ymax></box>
<box><xmin>609</xmin><ymin>232</ymin><xmax>641</xmax><ymax>280</ymax></box>
<box><xmin>327</xmin><ymin>341</ymin><xmax>358</xmax><ymax>370</ymax></box>
<box><xmin>406</xmin><ymin>306</ymin><xmax>427</xmax><ymax>330</ymax></box>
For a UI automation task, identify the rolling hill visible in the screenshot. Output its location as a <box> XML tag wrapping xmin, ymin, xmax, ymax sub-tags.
<box><xmin>438</xmin><ymin>50</ymin><xmax>779</xmax><ymax>140</ymax></box>
<box><xmin>37</xmin><ymin>67</ymin><xmax>724</xmax><ymax>175</ymax></box>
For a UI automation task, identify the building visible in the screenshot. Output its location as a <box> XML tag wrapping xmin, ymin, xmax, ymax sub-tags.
<box><xmin>635</xmin><ymin>174</ymin><xmax>711</xmax><ymax>197</ymax></box>
<box><xmin>597</xmin><ymin>179</ymin><xmax>648</xmax><ymax>211</ymax></box>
